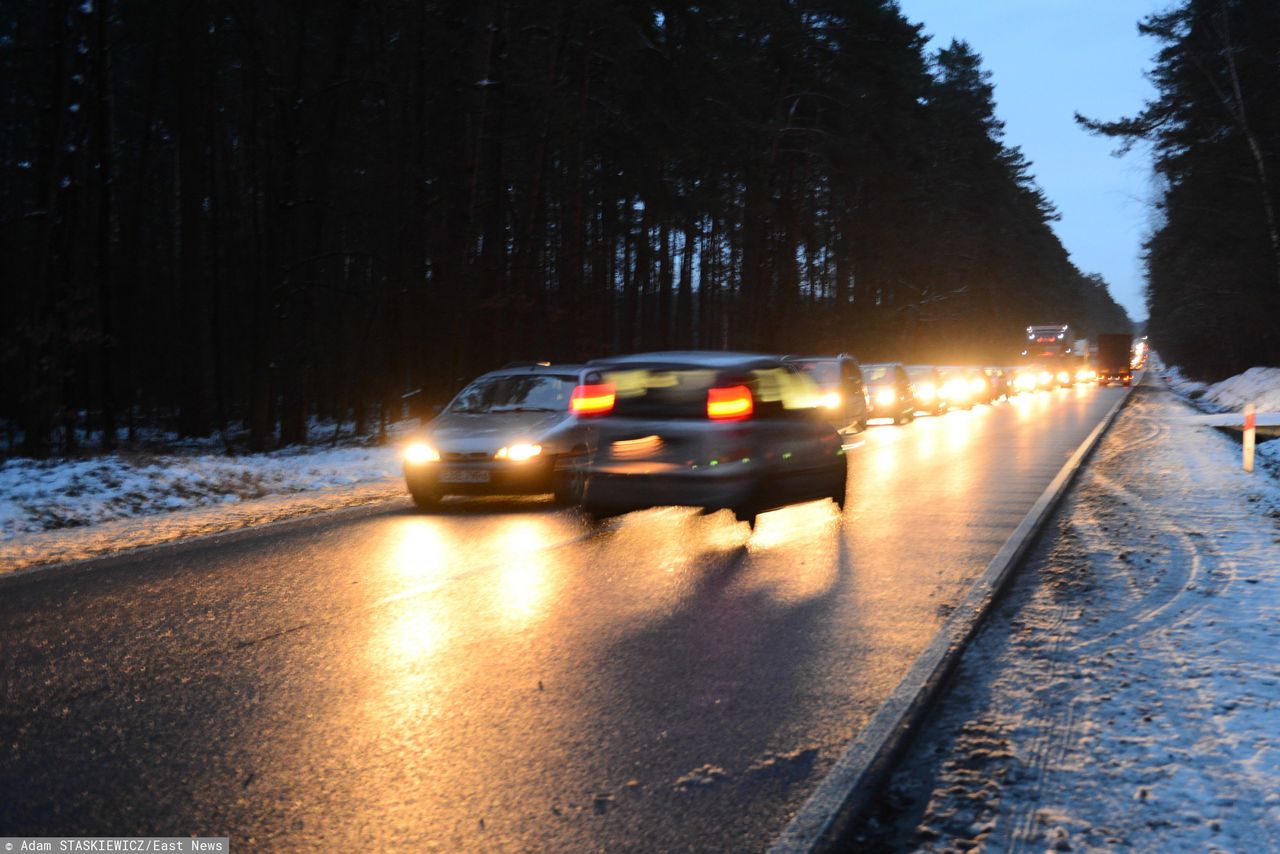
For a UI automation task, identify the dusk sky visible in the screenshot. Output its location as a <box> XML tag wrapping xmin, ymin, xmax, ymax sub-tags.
<box><xmin>897</xmin><ymin>0</ymin><xmax>1165</xmax><ymax>322</ymax></box>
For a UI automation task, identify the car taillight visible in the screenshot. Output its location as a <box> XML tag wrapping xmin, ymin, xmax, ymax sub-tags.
<box><xmin>707</xmin><ymin>385</ymin><xmax>753</xmax><ymax>421</ymax></box>
<box><xmin>570</xmin><ymin>383</ymin><xmax>616</xmax><ymax>416</ymax></box>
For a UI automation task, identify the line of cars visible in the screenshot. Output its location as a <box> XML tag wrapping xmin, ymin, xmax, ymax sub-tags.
<box><xmin>401</xmin><ymin>351</ymin><xmax>1095</xmax><ymax>528</ymax></box>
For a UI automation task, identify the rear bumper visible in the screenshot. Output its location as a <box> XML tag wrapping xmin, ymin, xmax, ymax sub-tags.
<box><xmin>582</xmin><ymin>465</ymin><xmax>758</xmax><ymax>514</ymax></box>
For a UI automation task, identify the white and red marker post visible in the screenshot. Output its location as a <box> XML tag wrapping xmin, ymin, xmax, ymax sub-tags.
<box><xmin>1244</xmin><ymin>403</ymin><xmax>1256</xmax><ymax>473</ymax></box>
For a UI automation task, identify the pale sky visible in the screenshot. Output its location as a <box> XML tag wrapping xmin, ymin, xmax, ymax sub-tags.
<box><xmin>897</xmin><ymin>0</ymin><xmax>1166</xmax><ymax>321</ymax></box>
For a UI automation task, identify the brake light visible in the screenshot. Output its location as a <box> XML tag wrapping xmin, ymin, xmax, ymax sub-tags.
<box><xmin>707</xmin><ymin>385</ymin><xmax>753</xmax><ymax>421</ymax></box>
<box><xmin>570</xmin><ymin>383</ymin><xmax>616</xmax><ymax>416</ymax></box>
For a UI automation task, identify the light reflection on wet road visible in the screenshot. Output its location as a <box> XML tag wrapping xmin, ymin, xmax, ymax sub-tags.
<box><xmin>0</xmin><ymin>385</ymin><xmax>1125</xmax><ymax>851</ymax></box>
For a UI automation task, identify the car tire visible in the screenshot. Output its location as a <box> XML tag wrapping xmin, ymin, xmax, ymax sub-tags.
<box><xmin>409</xmin><ymin>488</ymin><xmax>440</xmax><ymax>512</ymax></box>
<box><xmin>552</xmin><ymin>466</ymin><xmax>586</xmax><ymax>507</ymax></box>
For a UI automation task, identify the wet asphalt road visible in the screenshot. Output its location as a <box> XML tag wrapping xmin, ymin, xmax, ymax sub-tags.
<box><xmin>0</xmin><ymin>385</ymin><xmax>1125</xmax><ymax>851</ymax></box>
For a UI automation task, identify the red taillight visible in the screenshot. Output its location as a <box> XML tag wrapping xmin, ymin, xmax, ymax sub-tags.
<box><xmin>570</xmin><ymin>383</ymin><xmax>616</xmax><ymax>416</ymax></box>
<box><xmin>707</xmin><ymin>385</ymin><xmax>753</xmax><ymax>421</ymax></box>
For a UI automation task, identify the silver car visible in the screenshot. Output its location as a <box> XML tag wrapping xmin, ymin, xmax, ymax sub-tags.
<box><xmin>784</xmin><ymin>353</ymin><xmax>871</xmax><ymax>434</ymax></box>
<box><xmin>402</xmin><ymin>363</ymin><xmax>591</xmax><ymax>509</ymax></box>
<box><xmin>571</xmin><ymin>352</ymin><xmax>848</xmax><ymax>528</ymax></box>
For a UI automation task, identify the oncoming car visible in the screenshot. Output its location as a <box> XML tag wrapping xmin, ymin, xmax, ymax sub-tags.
<box><xmin>568</xmin><ymin>352</ymin><xmax>848</xmax><ymax>528</ymax></box>
<box><xmin>905</xmin><ymin>365</ymin><xmax>948</xmax><ymax>416</ymax></box>
<box><xmin>402</xmin><ymin>363</ymin><xmax>590</xmax><ymax>509</ymax></box>
<box><xmin>783</xmin><ymin>353</ymin><xmax>871</xmax><ymax>434</ymax></box>
<box><xmin>861</xmin><ymin>363</ymin><xmax>916</xmax><ymax>424</ymax></box>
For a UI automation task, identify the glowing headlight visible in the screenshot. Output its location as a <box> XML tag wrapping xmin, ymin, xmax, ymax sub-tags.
<box><xmin>942</xmin><ymin>379</ymin><xmax>969</xmax><ymax>401</ymax></box>
<box><xmin>1057</xmin><ymin>371</ymin><xmax>1070</xmax><ymax>384</ymax></box>
<box><xmin>875</xmin><ymin>388</ymin><xmax>897</xmax><ymax>407</ymax></box>
<box><xmin>821</xmin><ymin>391</ymin><xmax>842</xmax><ymax>410</ymax></box>
<box><xmin>1015</xmin><ymin>373</ymin><xmax>1037</xmax><ymax>391</ymax></box>
<box><xmin>495</xmin><ymin>443</ymin><xmax>542</xmax><ymax>462</ymax></box>
<box><xmin>969</xmin><ymin>377</ymin><xmax>986</xmax><ymax>393</ymax></box>
<box><xmin>1039</xmin><ymin>371</ymin><xmax>1052</xmax><ymax>386</ymax></box>
<box><xmin>405</xmin><ymin>442</ymin><xmax>440</xmax><ymax>464</ymax></box>
<box><xmin>916</xmin><ymin>383</ymin><xmax>936</xmax><ymax>401</ymax></box>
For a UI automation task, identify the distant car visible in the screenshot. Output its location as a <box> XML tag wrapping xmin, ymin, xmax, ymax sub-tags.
<box><xmin>570</xmin><ymin>351</ymin><xmax>847</xmax><ymax>528</ymax></box>
<box><xmin>905</xmin><ymin>365</ymin><xmax>948</xmax><ymax>415</ymax></box>
<box><xmin>784</xmin><ymin>353</ymin><xmax>871</xmax><ymax>434</ymax></box>
<box><xmin>964</xmin><ymin>367</ymin><xmax>994</xmax><ymax>404</ymax></box>
<box><xmin>938</xmin><ymin>367</ymin><xmax>974</xmax><ymax>409</ymax></box>
<box><xmin>861</xmin><ymin>363</ymin><xmax>916</xmax><ymax>424</ymax></box>
<box><xmin>983</xmin><ymin>367</ymin><xmax>1010</xmax><ymax>401</ymax></box>
<box><xmin>402</xmin><ymin>362</ymin><xmax>591</xmax><ymax>509</ymax></box>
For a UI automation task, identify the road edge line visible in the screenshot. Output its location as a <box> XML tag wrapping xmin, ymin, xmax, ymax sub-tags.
<box><xmin>767</xmin><ymin>383</ymin><xmax>1138</xmax><ymax>854</ymax></box>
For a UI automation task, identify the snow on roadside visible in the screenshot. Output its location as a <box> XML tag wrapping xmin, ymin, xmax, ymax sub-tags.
<box><xmin>1</xmin><ymin>444</ymin><xmax>410</xmax><ymax>573</ymax></box>
<box><xmin>865</xmin><ymin>380</ymin><xmax>1280</xmax><ymax>852</ymax></box>
<box><xmin>1161</xmin><ymin>361</ymin><xmax>1280</xmax><ymax>472</ymax></box>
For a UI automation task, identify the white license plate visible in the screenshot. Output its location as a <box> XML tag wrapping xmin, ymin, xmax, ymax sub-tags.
<box><xmin>439</xmin><ymin>469</ymin><xmax>490</xmax><ymax>484</ymax></box>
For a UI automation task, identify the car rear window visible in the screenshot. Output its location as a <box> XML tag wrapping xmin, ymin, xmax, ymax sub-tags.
<box><xmin>447</xmin><ymin>375</ymin><xmax>577</xmax><ymax>414</ymax></box>
<box><xmin>863</xmin><ymin>366</ymin><xmax>891</xmax><ymax>382</ymax></box>
<box><xmin>600</xmin><ymin>366</ymin><xmax>821</xmax><ymax>419</ymax></box>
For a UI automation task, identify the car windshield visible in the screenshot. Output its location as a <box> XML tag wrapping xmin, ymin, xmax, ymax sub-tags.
<box><xmin>863</xmin><ymin>366</ymin><xmax>891</xmax><ymax>382</ymax></box>
<box><xmin>907</xmin><ymin>368</ymin><xmax>933</xmax><ymax>380</ymax></box>
<box><xmin>447</xmin><ymin>375</ymin><xmax>577</xmax><ymax>414</ymax></box>
<box><xmin>792</xmin><ymin>361</ymin><xmax>840</xmax><ymax>388</ymax></box>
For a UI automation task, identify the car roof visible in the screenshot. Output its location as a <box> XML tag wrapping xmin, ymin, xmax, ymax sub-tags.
<box><xmin>860</xmin><ymin>362</ymin><xmax>901</xmax><ymax>369</ymax></box>
<box><xmin>477</xmin><ymin>362</ymin><xmax>585</xmax><ymax>379</ymax></box>
<box><xmin>784</xmin><ymin>353</ymin><xmax>857</xmax><ymax>363</ymax></box>
<box><xmin>587</xmin><ymin>350</ymin><xmax>784</xmax><ymax>370</ymax></box>
<box><xmin>905</xmin><ymin>364</ymin><xmax>936</xmax><ymax>371</ymax></box>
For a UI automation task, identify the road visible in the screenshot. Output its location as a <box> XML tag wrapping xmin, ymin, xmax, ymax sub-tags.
<box><xmin>0</xmin><ymin>385</ymin><xmax>1126</xmax><ymax>851</ymax></box>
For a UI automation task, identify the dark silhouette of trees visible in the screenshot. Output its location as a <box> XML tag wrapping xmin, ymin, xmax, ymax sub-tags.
<box><xmin>1080</xmin><ymin>0</ymin><xmax>1280</xmax><ymax>380</ymax></box>
<box><xmin>1</xmin><ymin>0</ymin><xmax>1129</xmax><ymax>457</ymax></box>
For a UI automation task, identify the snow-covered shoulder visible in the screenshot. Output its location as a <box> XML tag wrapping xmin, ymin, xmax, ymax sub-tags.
<box><xmin>0</xmin><ymin>442</ymin><xmax>409</xmax><ymax>573</ymax></box>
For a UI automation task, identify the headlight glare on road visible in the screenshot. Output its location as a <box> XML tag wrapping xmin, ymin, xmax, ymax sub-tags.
<box><xmin>496</xmin><ymin>443</ymin><xmax>542</xmax><ymax>462</ymax></box>
<box><xmin>405</xmin><ymin>442</ymin><xmax>440</xmax><ymax>464</ymax></box>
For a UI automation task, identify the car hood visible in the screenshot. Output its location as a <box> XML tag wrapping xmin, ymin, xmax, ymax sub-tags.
<box><xmin>424</xmin><ymin>410</ymin><xmax>570</xmax><ymax>453</ymax></box>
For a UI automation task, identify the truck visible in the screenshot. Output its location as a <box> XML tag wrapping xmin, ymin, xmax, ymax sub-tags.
<box><xmin>1095</xmin><ymin>333</ymin><xmax>1133</xmax><ymax>386</ymax></box>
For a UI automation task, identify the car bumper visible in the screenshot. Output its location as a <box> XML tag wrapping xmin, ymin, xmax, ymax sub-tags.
<box><xmin>404</xmin><ymin>459</ymin><xmax>556</xmax><ymax>496</ymax></box>
<box><xmin>582</xmin><ymin>463</ymin><xmax>758</xmax><ymax>514</ymax></box>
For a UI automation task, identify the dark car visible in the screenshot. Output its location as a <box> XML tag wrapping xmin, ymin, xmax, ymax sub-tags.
<box><xmin>905</xmin><ymin>365</ymin><xmax>949</xmax><ymax>416</ymax></box>
<box><xmin>983</xmin><ymin>366</ymin><xmax>1010</xmax><ymax>401</ymax></box>
<box><xmin>784</xmin><ymin>353</ymin><xmax>871</xmax><ymax>435</ymax></box>
<box><xmin>569</xmin><ymin>351</ymin><xmax>847</xmax><ymax>528</ymax></box>
<box><xmin>861</xmin><ymin>362</ymin><xmax>916</xmax><ymax>424</ymax></box>
<box><xmin>402</xmin><ymin>362</ymin><xmax>590</xmax><ymax>509</ymax></box>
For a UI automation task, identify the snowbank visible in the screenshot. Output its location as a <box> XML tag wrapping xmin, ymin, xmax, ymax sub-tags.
<box><xmin>0</xmin><ymin>442</ymin><xmax>417</xmax><ymax>572</ymax></box>
<box><xmin>1165</xmin><ymin>364</ymin><xmax>1280</xmax><ymax>412</ymax></box>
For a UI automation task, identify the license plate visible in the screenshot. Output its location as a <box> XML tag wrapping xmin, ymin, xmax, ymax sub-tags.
<box><xmin>439</xmin><ymin>468</ymin><xmax>490</xmax><ymax>484</ymax></box>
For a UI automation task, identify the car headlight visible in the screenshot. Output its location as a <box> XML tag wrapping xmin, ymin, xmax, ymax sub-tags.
<box><xmin>875</xmin><ymin>388</ymin><xmax>896</xmax><ymax>407</ymax></box>
<box><xmin>405</xmin><ymin>442</ymin><xmax>440</xmax><ymax>464</ymax></box>
<box><xmin>1039</xmin><ymin>371</ymin><xmax>1052</xmax><ymax>385</ymax></box>
<box><xmin>969</xmin><ymin>377</ymin><xmax>986</xmax><ymax>393</ymax></box>
<box><xmin>916</xmin><ymin>383</ymin><xmax>936</xmax><ymax>401</ymax></box>
<box><xmin>1057</xmin><ymin>371</ymin><xmax>1070</xmax><ymax>384</ymax></box>
<box><xmin>821</xmin><ymin>391</ymin><xmax>842</xmax><ymax>410</ymax></box>
<box><xmin>495</xmin><ymin>443</ymin><xmax>542</xmax><ymax>462</ymax></box>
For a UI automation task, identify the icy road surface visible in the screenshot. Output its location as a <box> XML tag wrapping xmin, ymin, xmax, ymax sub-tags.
<box><xmin>861</xmin><ymin>377</ymin><xmax>1280</xmax><ymax>852</ymax></box>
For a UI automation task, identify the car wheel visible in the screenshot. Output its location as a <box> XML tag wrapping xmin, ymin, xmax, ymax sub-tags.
<box><xmin>552</xmin><ymin>466</ymin><xmax>586</xmax><ymax>507</ymax></box>
<box><xmin>409</xmin><ymin>487</ymin><xmax>440</xmax><ymax>512</ymax></box>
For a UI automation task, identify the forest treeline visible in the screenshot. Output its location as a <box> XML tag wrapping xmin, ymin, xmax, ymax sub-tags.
<box><xmin>1</xmin><ymin>0</ymin><xmax>1130</xmax><ymax>457</ymax></box>
<box><xmin>1082</xmin><ymin>0</ymin><xmax>1279</xmax><ymax>381</ymax></box>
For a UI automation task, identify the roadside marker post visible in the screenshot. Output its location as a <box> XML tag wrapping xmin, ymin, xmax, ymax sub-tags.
<box><xmin>1244</xmin><ymin>403</ymin><xmax>1256</xmax><ymax>473</ymax></box>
